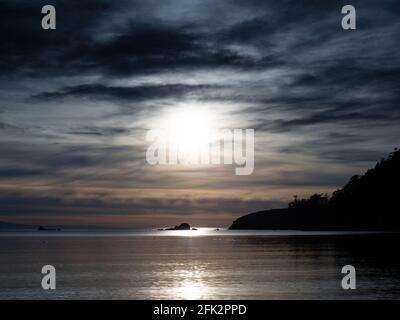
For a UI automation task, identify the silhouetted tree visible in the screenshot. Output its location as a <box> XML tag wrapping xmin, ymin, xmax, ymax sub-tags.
<box><xmin>231</xmin><ymin>148</ymin><xmax>400</xmax><ymax>230</ymax></box>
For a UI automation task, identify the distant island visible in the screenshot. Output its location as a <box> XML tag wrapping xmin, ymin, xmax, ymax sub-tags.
<box><xmin>159</xmin><ymin>223</ymin><xmax>197</xmax><ymax>231</ymax></box>
<box><xmin>230</xmin><ymin>148</ymin><xmax>400</xmax><ymax>231</ymax></box>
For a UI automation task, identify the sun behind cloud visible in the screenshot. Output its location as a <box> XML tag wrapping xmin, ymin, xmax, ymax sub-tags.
<box><xmin>161</xmin><ymin>108</ymin><xmax>218</xmax><ymax>164</ymax></box>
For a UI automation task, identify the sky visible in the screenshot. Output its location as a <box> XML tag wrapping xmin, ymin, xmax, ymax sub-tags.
<box><xmin>0</xmin><ymin>0</ymin><xmax>399</xmax><ymax>227</ymax></box>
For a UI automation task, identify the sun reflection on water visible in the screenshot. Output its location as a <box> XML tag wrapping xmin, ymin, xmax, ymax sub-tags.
<box><xmin>156</xmin><ymin>228</ymin><xmax>219</xmax><ymax>237</ymax></box>
<box><xmin>174</xmin><ymin>280</ymin><xmax>209</xmax><ymax>299</ymax></box>
<box><xmin>170</xmin><ymin>267</ymin><xmax>210</xmax><ymax>299</ymax></box>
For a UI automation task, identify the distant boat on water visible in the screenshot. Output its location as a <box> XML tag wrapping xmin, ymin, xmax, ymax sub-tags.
<box><xmin>38</xmin><ymin>226</ymin><xmax>61</xmax><ymax>231</ymax></box>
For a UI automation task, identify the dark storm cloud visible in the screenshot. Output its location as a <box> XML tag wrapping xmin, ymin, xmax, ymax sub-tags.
<box><xmin>0</xmin><ymin>0</ymin><xmax>116</xmax><ymax>76</ymax></box>
<box><xmin>0</xmin><ymin>0</ymin><xmax>257</xmax><ymax>79</ymax></box>
<box><xmin>66</xmin><ymin>23</ymin><xmax>257</xmax><ymax>77</ymax></box>
<box><xmin>0</xmin><ymin>141</ymin><xmax>145</xmax><ymax>170</ymax></box>
<box><xmin>67</xmin><ymin>126</ymin><xmax>131</xmax><ymax>137</ymax></box>
<box><xmin>255</xmin><ymin>110</ymin><xmax>396</xmax><ymax>133</ymax></box>
<box><xmin>35</xmin><ymin>83</ymin><xmax>222</xmax><ymax>102</ymax></box>
<box><xmin>219</xmin><ymin>0</ymin><xmax>340</xmax><ymax>46</ymax></box>
<box><xmin>0</xmin><ymin>189</ymin><xmax>285</xmax><ymax>217</ymax></box>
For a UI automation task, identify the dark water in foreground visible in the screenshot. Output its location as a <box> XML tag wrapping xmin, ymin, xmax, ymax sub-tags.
<box><xmin>0</xmin><ymin>230</ymin><xmax>400</xmax><ymax>299</ymax></box>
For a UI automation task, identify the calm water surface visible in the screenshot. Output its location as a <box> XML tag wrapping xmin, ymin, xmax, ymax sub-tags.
<box><xmin>0</xmin><ymin>229</ymin><xmax>399</xmax><ymax>299</ymax></box>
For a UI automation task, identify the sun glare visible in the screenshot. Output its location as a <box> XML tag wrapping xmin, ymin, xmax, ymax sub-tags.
<box><xmin>162</xmin><ymin>108</ymin><xmax>216</xmax><ymax>163</ymax></box>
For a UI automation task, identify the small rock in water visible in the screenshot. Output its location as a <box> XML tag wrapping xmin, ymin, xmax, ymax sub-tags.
<box><xmin>164</xmin><ymin>223</ymin><xmax>192</xmax><ymax>230</ymax></box>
